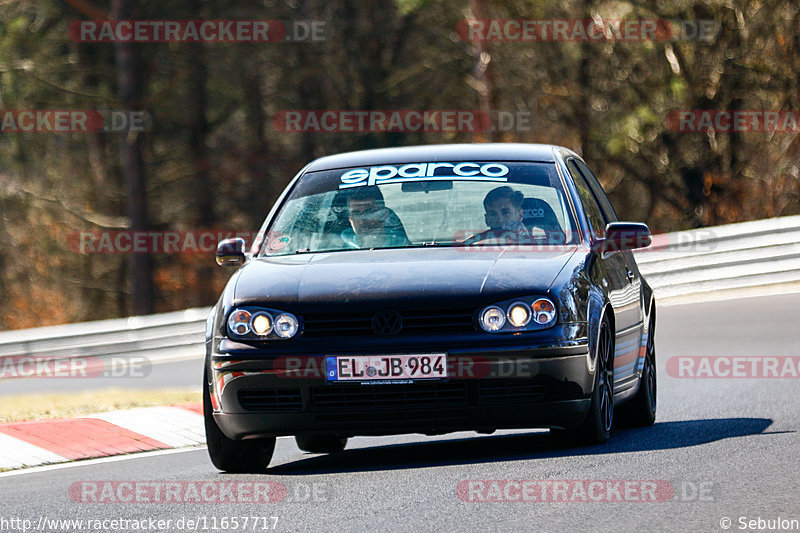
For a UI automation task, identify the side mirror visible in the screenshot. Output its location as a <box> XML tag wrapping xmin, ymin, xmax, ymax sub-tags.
<box><xmin>602</xmin><ymin>222</ymin><xmax>652</xmax><ymax>254</ymax></box>
<box><xmin>216</xmin><ymin>237</ymin><xmax>246</xmax><ymax>266</ymax></box>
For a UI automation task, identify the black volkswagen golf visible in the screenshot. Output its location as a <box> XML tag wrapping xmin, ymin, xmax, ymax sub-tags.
<box><xmin>204</xmin><ymin>143</ymin><xmax>657</xmax><ymax>472</ymax></box>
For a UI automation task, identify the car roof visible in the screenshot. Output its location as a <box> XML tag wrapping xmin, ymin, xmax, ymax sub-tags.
<box><xmin>303</xmin><ymin>143</ymin><xmax>578</xmax><ymax>172</ymax></box>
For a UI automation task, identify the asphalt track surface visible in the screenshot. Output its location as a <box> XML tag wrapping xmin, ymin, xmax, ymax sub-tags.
<box><xmin>1</xmin><ymin>293</ymin><xmax>799</xmax><ymax>532</ymax></box>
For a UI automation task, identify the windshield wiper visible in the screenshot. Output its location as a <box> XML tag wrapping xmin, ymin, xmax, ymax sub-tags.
<box><xmin>289</xmin><ymin>243</ymin><xmax>466</xmax><ymax>254</ymax></box>
<box><xmin>294</xmin><ymin>247</ymin><xmax>355</xmax><ymax>254</ymax></box>
<box><xmin>420</xmin><ymin>241</ymin><xmax>462</xmax><ymax>247</ymax></box>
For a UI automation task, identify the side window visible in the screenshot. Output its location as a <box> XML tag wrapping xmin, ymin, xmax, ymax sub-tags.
<box><xmin>575</xmin><ymin>160</ymin><xmax>618</xmax><ymax>222</ymax></box>
<box><xmin>568</xmin><ymin>160</ymin><xmax>607</xmax><ymax>239</ymax></box>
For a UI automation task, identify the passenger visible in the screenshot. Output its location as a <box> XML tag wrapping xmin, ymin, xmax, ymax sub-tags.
<box><xmin>466</xmin><ymin>186</ymin><xmax>530</xmax><ymax>244</ymax></box>
<box><xmin>341</xmin><ymin>187</ymin><xmax>410</xmax><ymax>249</ymax></box>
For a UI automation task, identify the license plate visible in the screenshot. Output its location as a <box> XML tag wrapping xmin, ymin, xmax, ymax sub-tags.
<box><xmin>325</xmin><ymin>354</ymin><xmax>447</xmax><ymax>382</ymax></box>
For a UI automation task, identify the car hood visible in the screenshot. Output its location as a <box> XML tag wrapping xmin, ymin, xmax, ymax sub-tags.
<box><xmin>232</xmin><ymin>247</ymin><xmax>577</xmax><ymax>310</ymax></box>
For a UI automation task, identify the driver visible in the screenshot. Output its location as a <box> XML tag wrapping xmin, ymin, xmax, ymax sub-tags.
<box><xmin>341</xmin><ymin>187</ymin><xmax>410</xmax><ymax>249</ymax></box>
<box><xmin>466</xmin><ymin>186</ymin><xmax>530</xmax><ymax>244</ymax></box>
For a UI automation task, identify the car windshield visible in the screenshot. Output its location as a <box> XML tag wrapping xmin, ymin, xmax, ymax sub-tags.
<box><xmin>259</xmin><ymin>161</ymin><xmax>579</xmax><ymax>256</ymax></box>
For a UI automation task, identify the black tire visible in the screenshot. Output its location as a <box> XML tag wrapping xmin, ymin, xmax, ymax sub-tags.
<box><xmin>618</xmin><ymin>313</ymin><xmax>657</xmax><ymax>427</ymax></box>
<box><xmin>204</xmin><ymin>369</ymin><xmax>276</xmax><ymax>473</ymax></box>
<box><xmin>295</xmin><ymin>434</ymin><xmax>348</xmax><ymax>454</ymax></box>
<box><xmin>552</xmin><ymin>313</ymin><xmax>614</xmax><ymax>445</ymax></box>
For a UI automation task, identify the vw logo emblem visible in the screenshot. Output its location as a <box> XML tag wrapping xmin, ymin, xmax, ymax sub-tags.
<box><xmin>372</xmin><ymin>309</ymin><xmax>403</xmax><ymax>337</ymax></box>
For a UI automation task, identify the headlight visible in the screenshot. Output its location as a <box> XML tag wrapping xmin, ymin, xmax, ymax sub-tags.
<box><xmin>251</xmin><ymin>312</ymin><xmax>273</xmax><ymax>336</ymax></box>
<box><xmin>479</xmin><ymin>306</ymin><xmax>506</xmax><ymax>332</ymax></box>
<box><xmin>507</xmin><ymin>302</ymin><xmax>532</xmax><ymax>327</ymax></box>
<box><xmin>228</xmin><ymin>309</ymin><xmax>252</xmax><ymax>336</ymax></box>
<box><xmin>532</xmin><ymin>298</ymin><xmax>556</xmax><ymax>325</ymax></box>
<box><xmin>274</xmin><ymin>313</ymin><xmax>299</xmax><ymax>338</ymax></box>
<box><xmin>478</xmin><ymin>297</ymin><xmax>556</xmax><ymax>333</ymax></box>
<box><xmin>227</xmin><ymin>307</ymin><xmax>301</xmax><ymax>339</ymax></box>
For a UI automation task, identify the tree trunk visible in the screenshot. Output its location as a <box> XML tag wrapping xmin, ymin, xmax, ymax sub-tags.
<box><xmin>112</xmin><ymin>0</ymin><xmax>154</xmax><ymax>315</ymax></box>
<box><xmin>187</xmin><ymin>0</ymin><xmax>213</xmax><ymax>227</ymax></box>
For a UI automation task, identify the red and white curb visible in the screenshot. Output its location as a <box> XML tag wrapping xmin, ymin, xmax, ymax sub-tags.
<box><xmin>0</xmin><ymin>403</ymin><xmax>203</xmax><ymax>471</ymax></box>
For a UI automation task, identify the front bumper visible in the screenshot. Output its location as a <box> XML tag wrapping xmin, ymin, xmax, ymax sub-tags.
<box><xmin>208</xmin><ymin>339</ymin><xmax>594</xmax><ymax>439</ymax></box>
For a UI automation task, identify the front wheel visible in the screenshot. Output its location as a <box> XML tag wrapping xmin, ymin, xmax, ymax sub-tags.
<box><xmin>204</xmin><ymin>369</ymin><xmax>276</xmax><ymax>473</ymax></box>
<box><xmin>553</xmin><ymin>314</ymin><xmax>614</xmax><ymax>445</ymax></box>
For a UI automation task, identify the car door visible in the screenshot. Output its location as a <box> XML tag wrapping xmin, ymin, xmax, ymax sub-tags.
<box><xmin>566</xmin><ymin>159</ymin><xmax>643</xmax><ymax>390</ymax></box>
<box><xmin>574</xmin><ymin>159</ymin><xmax>646</xmax><ymax>334</ymax></box>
